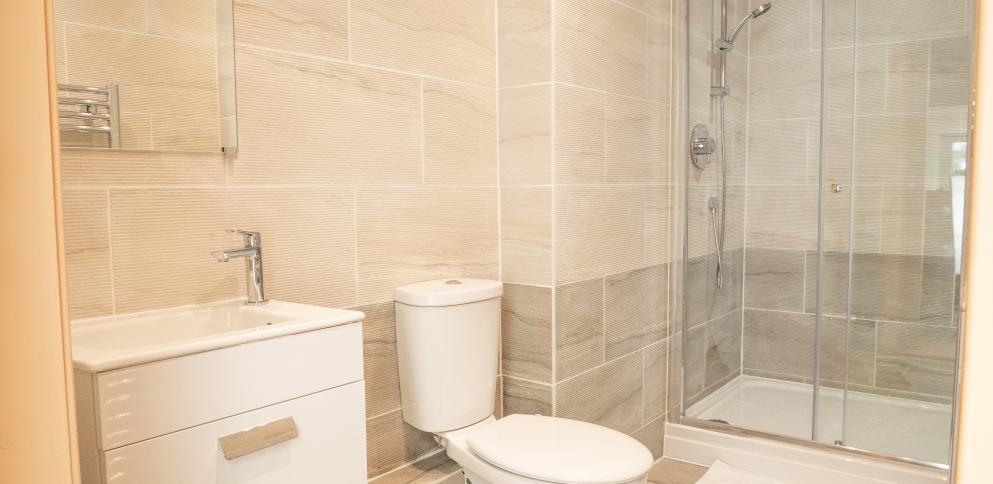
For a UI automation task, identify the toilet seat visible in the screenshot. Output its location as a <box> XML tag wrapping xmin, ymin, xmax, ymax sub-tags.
<box><xmin>464</xmin><ymin>414</ymin><xmax>653</xmax><ymax>484</ymax></box>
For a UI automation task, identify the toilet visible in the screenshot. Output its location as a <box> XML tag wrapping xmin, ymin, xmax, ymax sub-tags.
<box><xmin>395</xmin><ymin>279</ymin><xmax>654</xmax><ymax>484</ymax></box>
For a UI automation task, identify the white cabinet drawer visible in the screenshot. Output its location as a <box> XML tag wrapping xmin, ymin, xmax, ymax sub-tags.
<box><xmin>96</xmin><ymin>323</ymin><xmax>362</xmax><ymax>449</ymax></box>
<box><xmin>103</xmin><ymin>381</ymin><xmax>367</xmax><ymax>484</ymax></box>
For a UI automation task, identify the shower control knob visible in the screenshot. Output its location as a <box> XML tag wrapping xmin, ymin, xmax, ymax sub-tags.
<box><xmin>831</xmin><ymin>184</ymin><xmax>845</xmax><ymax>193</ymax></box>
<box><xmin>690</xmin><ymin>124</ymin><xmax>715</xmax><ymax>169</ymax></box>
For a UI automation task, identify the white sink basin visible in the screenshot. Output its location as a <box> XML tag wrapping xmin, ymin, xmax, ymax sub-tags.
<box><xmin>71</xmin><ymin>299</ymin><xmax>364</xmax><ymax>372</ymax></box>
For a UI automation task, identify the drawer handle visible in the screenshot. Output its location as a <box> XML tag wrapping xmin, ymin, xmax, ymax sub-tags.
<box><xmin>218</xmin><ymin>417</ymin><xmax>298</xmax><ymax>460</ymax></box>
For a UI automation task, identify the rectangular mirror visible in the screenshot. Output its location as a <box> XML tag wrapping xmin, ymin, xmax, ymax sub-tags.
<box><xmin>53</xmin><ymin>0</ymin><xmax>236</xmax><ymax>153</ymax></box>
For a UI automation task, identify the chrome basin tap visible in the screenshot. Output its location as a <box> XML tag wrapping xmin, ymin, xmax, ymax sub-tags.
<box><xmin>212</xmin><ymin>229</ymin><xmax>268</xmax><ymax>305</ymax></box>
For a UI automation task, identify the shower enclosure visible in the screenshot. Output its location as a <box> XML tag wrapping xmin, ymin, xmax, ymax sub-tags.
<box><xmin>678</xmin><ymin>0</ymin><xmax>972</xmax><ymax>469</ymax></box>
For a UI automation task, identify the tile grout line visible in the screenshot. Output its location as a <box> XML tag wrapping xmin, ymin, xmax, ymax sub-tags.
<box><xmin>550</xmin><ymin>0</ymin><xmax>559</xmax><ymax>416</ymax></box>
<box><xmin>105</xmin><ymin>188</ymin><xmax>117</xmax><ymax>315</ymax></box>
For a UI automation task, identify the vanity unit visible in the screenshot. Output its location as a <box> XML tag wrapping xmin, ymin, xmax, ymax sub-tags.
<box><xmin>72</xmin><ymin>299</ymin><xmax>367</xmax><ymax>484</ymax></box>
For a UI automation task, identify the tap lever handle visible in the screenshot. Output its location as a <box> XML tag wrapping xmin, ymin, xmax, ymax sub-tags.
<box><xmin>227</xmin><ymin>229</ymin><xmax>261</xmax><ymax>246</ymax></box>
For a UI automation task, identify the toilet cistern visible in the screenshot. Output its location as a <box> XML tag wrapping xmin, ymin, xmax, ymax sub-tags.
<box><xmin>212</xmin><ymin>229</ymin><xmax>267</xmax><ymax>305</ymax></box>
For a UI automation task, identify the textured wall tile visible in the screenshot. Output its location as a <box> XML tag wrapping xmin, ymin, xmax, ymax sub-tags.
<box><xmin>555</xmin><ymin>83</ymin><xmax>606</xmax><ymax>184</ymax></box>
<box><xmin>930</xmin><ymin>36</ymin><xmax>971</xmax><ymax>108</ymax></box>
<box><xmin>921</xmin><ymin>256</ymin><xmax>956</xmax><ymax>326</ymax></box>
<box><xmin>857</xmin><ymin>0</ymin><xmax>967</xmax><ymax>45</ymax></box>
<box><xmin>876</xmin><ymin>322</ymin><xmax>957</xmax><ymax>396</ymax></box>
<box><xmin>854</xmin><ymin>114</ymin><xmax>926</xmax><ymax>186</ymax></box>
<box><xmin>881</xmin><ymin>186</ymin><xmax>925</xmax><ymax>255</ymax></box>
<box><xmin>501</xmin><ymin>187</ymin><xmax>552</xmax><ymax>286</ymax></box>
<box><xmin>606</xmin><ymin>96</ymin><xmax>669</xmax><ymax>184</ymax></box>
<box><xmin>54</xmin><ymin>0</ymin><xmax>145</xmax><ymax>31</ymax></box>
<box><xmin>422</xmin><ymin>80</ymin><xmax>498</xmax><ymax>185</ymax></box>
<box><xmin>556</xmin><ymin>351</ymin><xmax>643</xmax><ymax>433</ymax></box>
<box><xmin>556</xmin><ymin>278</ymin><xmax>605</xmax><ymax>380</ymax></box>
<box><xmin>748</xmin><ymin>0</ymin><xmax>811</xmax><ymax>57</ymax></box>
<box><xmin>556</xmin><ymin>185</ymin><xmax>647</xmax><ymax>283</ymax></box>
<box><xmin>502</xmin><ymin>284</ymin><xmax>552</xmax><ymax>382</ymax></box>
<box><xmin>819</xmin><ymin>317</ymin><xmax>875</xmax><ymax>386</ymax></box>
<box><xmin>500</xmin><ymin>85</ymin><xmax>551</xmax><ymax>185</ymax></box>
<box><xmin>229</xmin><ymin>188</ymin><xmax>356</xmax><ymax>307</ymax></box>
<box><xmin>743</xmin><ymin>309</ymin><xmax>814</xmax><ymax>380</ymax></box>
<box><xmin>704</xmin><ymin>310</ymin><xmax>741</xmax><ymax>388</ymax></box>
<box><xmin>632</xmin><ymin>416</ymin><xmax>665</xmax><ymax>459</ymax></box>
<box><xmin>232</xmin><ymin>47</ymin><xmax>422</xmax><ymax>185</ymax></box>
<box><xmin>643</xmin><ymin>341</ymin><xmax>667</xmax><ymax>422</ymax></box>
<box><xmin>369</xmin><ymin>451</ymin><xmax>461</xmax><ymax>484</ymax></box>
<box><xmin>647</xmin><ymin>16</ymin><xmax>672</xmax><ymax>103</ymax></box>
<box><xmin>360</xmin><ymin>302</ymin><xmax>401</xmax><ymax>417</ymax></box>
<box><xmin>745</xmin><ymin>185</ymin><xmax>817</xmax><ymax>250</ymax></box>
<box><xmin>498</xmin><ymin>0</ymin><xmax>551</xmax><ymax>86</ymax></box>
<box><xmin>605</xmin><ymin>265</ymin><xmax>667</xmax><ymax>360</ymax></box>
<box><xmin>803</xmin><ymin>250</ymin><xmax>849</xmax><ymax>316</ymax></box>
<box><xmin>503</xmin><ymin>377</ymin><xmax>552</xmax><ymax>416</ymax></box>
<box><xmin>923</xmin><ymin>190</ymin><xmax>955</xmax><ymax>258</ymax></box>
<box><xmin>366</xmin><ymin>410</ymin><xmax>439</xmax><ymax>478</ymax></box>
<box><xmin>744</xmin><ymin>248</ymin><xmax>805</xmax><ymax>312</ymax></box>
<box><xmin>356</xmin><ymin>187</ymin><xmax>498</xmax><ymax>305</ymax></box>
<box><xmin>646</xmin><ymin>186</ymin><xmax>671</xmax><ymax>266</ymax></box>
<box><xmin>851</xmin><ymin>253</ymin><xmax>923</xmax><ymax>323</ymax></box>
<box><xmin>746</xmin><ymin>119</ymin><xmax>808</xmax><ymax>186</ymax></box>
<box><xmin>109</xmin><ymin>189</ymin><xmax>243</xmax><ymax>313</ymax></box>
<box><xmin>233</xmin><ymin>0</ymin><xmax>349</xmax><ymax>59</ymax></box>
<box><xmin>885</xmin><ymin>41</ymin><xmax>929</xmax><ymax>114</ymax></box>
<box><xmin>63</xmin><ymin>190</ymin><xmax>114</xmax><ymax>319</ymax></box>
<box><xmin>350</xmin><ymin>0</ymin><xmax>495</xmax><ymax>85</ymax></box>
<box><xmin>147</xmin><ymin>0</ymin><xmax>216</xmax><ymax>43</ymax></box>
<box><xmin>853</xmin><ymin>45</ymin><xmax>887</xmax><ymax>115</ymax></box>
<box><xmin>555</xmin><ymin>0</ymin><xmax>647</xmax><ymax>97</ymax></box>
<box><xmin>60</xmin><ymin>150</ymin><xmax>225</xmax><ymax>187</ymax></box>
<box><xmin>748</xmin><ymin>51</ymin><xmax>820</xmax><ymax>122</ymax></box>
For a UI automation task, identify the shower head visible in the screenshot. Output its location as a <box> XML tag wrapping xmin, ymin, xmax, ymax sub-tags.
<box><xmin>721</xmin><ymin>2</ymin><xmax>773</xmax><ymax>48</ymax></box>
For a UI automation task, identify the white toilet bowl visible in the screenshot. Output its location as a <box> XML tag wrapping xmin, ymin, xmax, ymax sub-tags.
<box><xmin>437</xmin><ymin>414</ymin><xmax>653</xmax><ymax>484</ymax></box>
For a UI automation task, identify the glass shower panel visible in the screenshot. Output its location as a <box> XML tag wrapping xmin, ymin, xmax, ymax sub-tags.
<box><xmin>835</xmin><ymin>0</ymin><xmax>970</xmax><ymax>465</ymax></box>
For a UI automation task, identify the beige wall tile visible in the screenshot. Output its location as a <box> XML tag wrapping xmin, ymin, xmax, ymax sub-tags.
<box><xmin>857</xmin><ymin>0</ymin><xmax>967</xmax><ymax>45</ymax></box>
<box><xmin>881</xmin><ymin>186</ymin><xmax>925</xmax><ymax>255</ymax></box>
<box><xmin>854</xmin><ymin>115</ymin><xmax>926</xmax><ymax>186</ymax></box>
<box><xmin>423</xmin><ymin>80</ymin><xmax>497</xmax><ymax>185</ymax></box>
<box><xmin>704</xmin><ymin>310</ymin><xmax>741</xmax><ymax>388</ymax></box>
<box><xmin>556</xmin><ymin>278</ymin><xmax>605</xmax><ymax>380</ymax></box>
<box><xmin>646</xmin><ymin>186</ymin><xmax>671</xmax><ymax>266</ymax></box>
<box><xmin>605</xmin><ymin>266</ymin><xmax>667</xmax><ymax>360</ymax></box>
<box><xmin>743</xmin><ymin>309</ymin><xmax>814</xmax><ymax>380</ymax></box>
<box><xmin>555</xmin><ymin>0</ymin><xmax>647</xmax><ymax>97</ymax></box>
<box><xmin>233</xmin><ymin>0</ymin><xmax>349</xmax><ymax>60</ymax></box>
<box><xmin>854</xmin><ymin>45</ymin><xmax>887</xmax><ymax>116</ymax></box>
<box><xmin>745</xmin><ymin>185</ymin><xmax>818</xmax><ymax>250</ymax></box>
<box><xmin>647</xmin><ymin>458</ymin><xmax>708</xmax><ymax>484</ymax></box>
<box><xmin>502</xmin><ymin>284</ymin><xmax>552</xmax><ymax>382</ymax></box>
<box><xmin>647</xmin><ymin>16</ymin><xmax>672</xmax><ymax>103</ymax></box>
<box><xmin>54</xmin><ymin>22</ymin><xmax>67</xmax><ymax>82</ymax></box>
<box><xmin>556</xmin><ymin>185</ymin><xmax>647</xmax><ymax>283</ymax></box>
<box><xmin>555</xmin><ymin>83</ymin><xmax>606</xmax><ymax>184</ymax></box>
<box><xmin>151</xmin><ymin>113</ymin><xmax>220</xmax><ymax>152</ymax></box>
<box><xmin>632</xmin><ymin>416</ymin><xmax>665</xmax><ymax>459</ymax></box>
<box><xmin>746</xmin><ymin>119</ymin><xmax>807</xmax><ymax>186</ymax></box>
<box><xmin>748</xmin><ymin>0</ymin><xmax>812</xmax><ymax>57</ymax></box>
<box><xmin>63</xmin><ymin>190</ymin><xmax>114</xmax><ymax>319</ymax></box>
<box><xmin>923</xmin><ymin>190</ymin><xmax>955</xmax><ymax>258</ymax></box>
<box><xmin>60</xmin><ymin>149</ymin><xmax>225</xmax><ymax>186</ymax></box>
<box><xmin>501</xmin><ymin>187</ymin><xmax>552</xmax><ymax>286</ymax></box>
<box><xmin>502</xmin><ymin>377</ymin><xmax>552</xmax><ymax>416</ymax></box>
<box><xmin>886</xmin><ymin>41</ymin><xmax>929</xmax><ymax>114</ymax></box>
<box><xmin>500</xmin><ymin>85</ymin><xmax>551</xmax><ymax>185</ymax></box>
<box><xmin>360</xmin><ymin>302</ymin><xmax>401</xmax><ymax>417</ymax></box>
<box><xmin>147</xmin><ymin>0</ymin><xmax>216</xmax><ymax>43</ymax></box>
<box><xmin>819</xmin><ymin>317</ymin><xmax>875</xmax><ymax>386</ymax></box>
<box><xmin>232</xmin><ymin>47</ymin><xmax>422</xmax><ymax>185</ymax></box>
<box><xmin>555</xmin><ymin>351</ymin><xmax>643</xmax><ymax>433</ymax></box>
<box><xmin>109</xmin><ymin>189</ymin><xmax>243</xmax><ymax>313</ymax></box>
<box><xmin>929</xmin><ymin>36</ymin><xmax>971</xmax><ymax>108</ymax></box>
<box><xmin>350</xmin><ymin>0</ymin><xmax>495</xmax><ymax>86</ymax></box>
<box><xmin>499</xmin><ymin>0</ymin><xmax>551</xmax><ymax>87</ymax></box>
<box><xmin>356</xmin><ymin>187</ymin><xmax>498</xmax><ymax>305</ymax></box>
<box><xmin>875</xmin><ymin>322</ymin><xmax>956</xmax><ymax>396</ymax></box>
<box><xmin>366</xmin><ymin>410</ymin><xmax>438</xmax><ymax>478</ymax></box>
<box><xmin>229</xmin><ymin>187</ymin><xmax>357</xmax><ymax>307</ymax></box>
<box><xmin>606</xmin><ymin>96</ymin><xmax>669</xmax><ymax>184</ymax></box>
<box><xmin>54</xmin><ymin>0</ymin><xmax>145</xmax><ymax>31</ymax></box>
<box><xmin>643</xmin><ymin>341</ymin><xmax>667</xmax><ymax>422</ymax></box>
<box><xmin>748</xmin><ymin>51</ymin><xmax>820</xmax><ymax>122</ymax></box>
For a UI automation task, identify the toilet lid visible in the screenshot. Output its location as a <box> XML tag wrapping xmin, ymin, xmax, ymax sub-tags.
<box><xmin>466</xmin><ymin>414</ymin><xmax>654</xmax><ymax>484</ymax></box>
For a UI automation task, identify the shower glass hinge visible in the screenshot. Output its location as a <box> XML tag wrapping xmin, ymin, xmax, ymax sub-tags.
<box><xmin>835</xmin><ymin>440</ymin><xmax>845</xmax><ymax>446</ymax></box>
<box><xmin>710</xmin><ymin>86</ymin><xmax>729</xmax><ymax>97</ymax></box>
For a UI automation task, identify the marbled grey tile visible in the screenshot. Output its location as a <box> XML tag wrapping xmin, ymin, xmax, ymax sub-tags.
<box><xmin>745</xmin><ymin>248</ymin><xmax>805</xmax><ymax>311</ymax></box>
<box><xmin>852</xmin><ymin>253</ymin><xmax>924</xmax><ymax>323</ymax></box>
<box><xmin>370</xmin><ymin>450</ymin><xmax>461</xmax><ymax>483</ymax></box>
<box><xmin>502</xmin><ymin>376</ymin><xmax>552</xmax><ymax>416</ymax></box>
<box><xmin>923</xmin><ymin>189</ymin><xmax>955</xmax><ymax>258</ymax></box>
<box><xmin>555</xmin><ymin>352</ymin><xmax>643</xmax><ymax>434</ymax></box>
<box><xmin>632</xmin><ymin>415</ymin><xmax>665</xmax><ymax>460</ymax></box>
<box><xmin>804</xmin><ymin>250</ymin><xmax>849</xmax><ymax>316</ymax></box>
<box><xmin>556</xmin><ymin>278</ymin><xmax>605</xmax><ymax>380</ymax></box>
<box><xmin>501</xmin><ymin>284</ymin><xmax>552</xmax><ymax>382</ymax></box>
<box><xmin>685</xmin><ymin>255</ymin><xmax>711</xmax><ymax>327</ymax></box>
<box><xmin>743</xmin><ymin>309</ymin><xmax>815</xmax><ymax>380</ymax></box>
<box><xmin>819</xmin><ymin>317</ymin><xmax>876</xmax><ymax>386</ymax></box>
<box><xmin>360</xmin><ymin>302</ymin><xmax>401</xmax><ymax>417</ymax></box>
<box><xmin>921</xmin><ymin>256</ymin><xmax>955</xmax><ymax>326</ymax></box>
<box><xmin>494</xmin><ymin>375</ymin><xmax>503</xmax><ymax>419</ymax></box>
<box><xmin>876</xmin><ymin>322</ymin><xmax>957</xmax><ymax>396</ymax></box>
<box><xmin>605</xmin><ymin>265</ymin><xmax>668</xmax><ymax>360</ymax></box>
<box><xmin>667</xmin><ymin>326</ymin><xmax>684</xmax><ymax>416</ymax></box>
<box><xmin>643</xmin><ymin>341</ymin><xmax>667</xmax><ymax>422</ymax></box>
<box><xmin>367</xmin><ymin>410</ymin><xmax>439</xmax><ymax>478</ymax></box>
<box><xmin>683</xmin><ymin>323</ymin><xmax>706</xmax><ymax>400</ymax></box>
<box><xmin>705</xmin><ymin>310</ymin><xmax>742</xmax><ymax>388</ymax></box>
<box><xmin>709</xmin><ymin>248</ymin><xmax>743</xmax><ymax>320</ymax></box>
